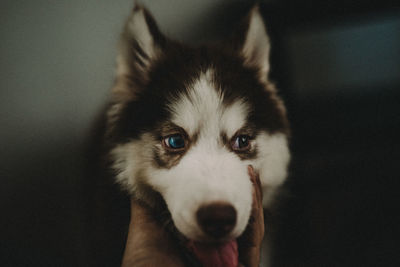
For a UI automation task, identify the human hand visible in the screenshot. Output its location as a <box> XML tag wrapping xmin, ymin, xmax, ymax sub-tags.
<box><xmin>122</xmin><ymin>165</ymin><xmax>264</xmax><ymax>267</ymax></box>
<box><xmin>121</xmin><ymin>199</ymin><xmax>185</xmax><ymax>267</ymax></box>
<box><xmin>237</xmin><ymin>165</ymin><xmax>265</xmax><ymax>267</ymax></box>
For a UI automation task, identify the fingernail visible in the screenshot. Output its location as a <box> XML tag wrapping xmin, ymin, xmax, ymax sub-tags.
<box><xmin>248</xmin><ymin>165</ymin><xmax>255</xmax><ymax>182</ymax></box>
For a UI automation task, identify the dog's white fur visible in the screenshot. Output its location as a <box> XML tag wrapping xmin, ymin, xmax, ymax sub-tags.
<box><xmin>111</xmin><ymin>71</ymin><xmax>289</xmax><ymax>241</ymax></box>
<box><xmin>110</xmin><ymin>5</ymin><xmax>290</xmax><ymax>243</ymax></box>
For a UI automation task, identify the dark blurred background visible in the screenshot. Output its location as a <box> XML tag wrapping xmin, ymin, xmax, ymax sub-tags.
<box><xmin>1</xmin><ymin>0</ymin><xmax>399</xmax><ymax>266</ymax></box>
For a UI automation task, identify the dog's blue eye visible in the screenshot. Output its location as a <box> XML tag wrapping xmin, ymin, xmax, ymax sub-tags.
<box><xmin>164</xmin><ymin>134</ymin><xmax>185</xmax><ymax>149</ymax></box>
<box><xmin>232</xmin><ymin>135</ymin><xmax>250</xmax><ymax>150</ymax></box>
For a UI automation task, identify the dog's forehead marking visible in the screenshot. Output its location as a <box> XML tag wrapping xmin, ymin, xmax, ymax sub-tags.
<box><xmin>167</xmin><ymin>69</ymin><xmax>249</xmax><ymax>139</ymax></box>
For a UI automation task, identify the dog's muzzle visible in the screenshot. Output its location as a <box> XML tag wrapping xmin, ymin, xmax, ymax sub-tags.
<box><xmin>196</xmin><ymin>202</ymin><xmax>237</xmax><ymax>239</ymax></box>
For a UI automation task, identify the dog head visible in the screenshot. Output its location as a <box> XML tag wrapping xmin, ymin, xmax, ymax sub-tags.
<box><xmin>107</xmin><ymin>5</ymin><xmax>290</xmax><ymax>243</ymax></box>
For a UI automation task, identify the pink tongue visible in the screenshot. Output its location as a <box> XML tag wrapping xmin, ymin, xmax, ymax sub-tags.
<box><xmin>187</xmin><ymin>240</ymin><xmax>238</xmax><ymax>267</ymax></box>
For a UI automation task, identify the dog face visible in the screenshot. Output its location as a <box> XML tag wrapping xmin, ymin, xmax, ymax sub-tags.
<box><xmin>108</xmin><ymin>5</ymin><xmax>290</xmax><ymax>242</ymax></box>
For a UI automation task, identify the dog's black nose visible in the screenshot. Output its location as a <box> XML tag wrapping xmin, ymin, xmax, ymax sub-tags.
<box><xmin>196</xmin><ymin>203</ymin><xmax>237</xmax><ymax>239</ymax></box>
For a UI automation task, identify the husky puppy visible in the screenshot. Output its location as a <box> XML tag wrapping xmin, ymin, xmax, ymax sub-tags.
<box><xmin>87</xmin><ymin>3</ymin><xmax>290</xmax><ymax>267</ymax></box>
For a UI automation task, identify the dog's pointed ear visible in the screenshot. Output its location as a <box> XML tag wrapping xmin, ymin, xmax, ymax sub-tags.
<box><xmin>113</xmin><ymin>4</ymin><xmax>166</xmax><ymax>99</ymax></box>
<box><xmin>233</xmin><ymin>6</ymin><xmax>271</xmax><ymax>81</ymax></box>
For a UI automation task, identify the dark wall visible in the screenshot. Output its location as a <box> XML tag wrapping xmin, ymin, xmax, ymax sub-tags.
<box><xmin>262</xmin><ymin>2</ymin><xmax>400</xmax><ymax>266</ymax></box>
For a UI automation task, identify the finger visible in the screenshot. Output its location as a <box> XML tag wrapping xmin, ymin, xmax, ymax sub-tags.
<box><xmin>248</xmin><ymin>165</ymin><xmax>263</xmax><ymax>204</ymax></box>
<box><xmin>247</xmin><ymin>166</ymin><xmax>258</xmax><ymax>211</ymax></box>
<box><xmin>247</xmin><ymin>165</ymin><xmax>256</xmax><ymax>184</ymax></box>
<box><xmin>254</xmin><ymin>172</ymin><xmax>263</xmax><ymax>202</ymax></box>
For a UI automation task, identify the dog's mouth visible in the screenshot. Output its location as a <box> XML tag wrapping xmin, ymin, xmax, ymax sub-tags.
<box><xmin>180</xmin><ymin>200</ymin><xmax>249</xmax><ymax>267</ymax></box>
<box><xmin>154</xmin><ymin>192</ymin><xmax>242</xmax><ymax>266</ymax></box>
<box><xmin>182</xmin><ymin>202</ymin><xmax>240</xmax><ymax>266</ymax></box>
<box><xmin>186</xmin><ymin>239</ymin><xmax>238</xmax><ymax>267</ymax></box>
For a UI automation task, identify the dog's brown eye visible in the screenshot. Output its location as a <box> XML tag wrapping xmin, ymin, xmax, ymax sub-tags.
<box><xmin>232</xmin><ymin>135</ymin><xmax>251</xmax><ymax>151</ymax></box>
<box><xmin>163</xmin><ymin>134</ymin><xmax>185</xmax><ymax>150</ymax></box>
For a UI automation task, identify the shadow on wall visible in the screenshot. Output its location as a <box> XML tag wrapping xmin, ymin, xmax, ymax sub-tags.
<box><xmin>0</xmin><ymin>0</ymin><xmax>255</xmax><ymax>266</ymax></box>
